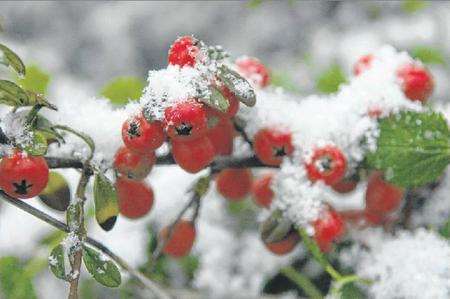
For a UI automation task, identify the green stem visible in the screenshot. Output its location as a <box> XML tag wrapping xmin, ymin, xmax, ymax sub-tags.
<box><xmin>280</xmin><ymin>266</ymin><xmax>323</xmax><ymax>299</ymax></box>
<box><xmin>52</xmin><ymin>125</ymin><xmax>95</xmax><ymax>160</ymax></box>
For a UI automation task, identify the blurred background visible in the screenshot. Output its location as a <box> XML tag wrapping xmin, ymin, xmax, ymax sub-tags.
<box><xmin>1</xmin><ymin>1</ymin><xmax>450</xmax><ymax>298</ymax></box>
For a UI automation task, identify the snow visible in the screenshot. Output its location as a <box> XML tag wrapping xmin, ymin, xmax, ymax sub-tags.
<box><xmin>355</xmin><ymin>229</ymin><xmax>450</xmax><ymax>299</ymax></box>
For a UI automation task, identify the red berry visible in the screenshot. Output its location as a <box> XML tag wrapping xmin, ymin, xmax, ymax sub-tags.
<box><xmin>114</xmin><ymin>146</ymin><xmax>155</xmax><ymax>180</ymax></box>
<box><xmin>168</xmin><ymin>36</ymin><xmax>199</xmax><ymax>67</ymax></box>
<box><xmin>216</xmin><ymin>168</ymin><xmax>252</xmax><ymax>201</ymax></box>
<box><xmin>252</xmin><ymin>173</ymin><xmax>274</xmax><ymax>208</ymax></box>
<box><xmin>364</xmin><ymin>210</ymin><xmax>387</xmax><ymax>226</ymax></box>
<box><xmin>164</xmin><ymin>100</ymin><xmax>208</xmax><ymax>140</ymax></box>
<box><xmin>236</xmin><ymin>56</ymin><xmax>270</xmax><ymax>88</ymax></box>
<box><xmin>353</xmin><ymin>54</ymin><xmax>373</xmax><ymax>76</ymax></box>
<box><xmin>171</xmin><ymin>136</ymin><xmax>215</xmax><ymax>173</ymax></box>
<box><xmin>306</xmin><ymin>145</ymin><xmax>347</xmax><ymax>186</ymax></box>
<box><xmin>397</xmin><ymin>63</ymin><xmax>434</xmax><ymax>103</ymax></box>
<box><xmin>264</xmin><ymin>232</ymin><xmax>299</xmax><ymax>256</ymax></box>
<box><xmin>116</xmin><ymin>178</ymin><xmax>154</xmax><ymax>219</ymax></box>
<box><xmin>207</xmin><ymin>118</ymin><xmax>235</xmax><ymax>156</ymax></box>
<box><xmin>160</xmin><ymin>220</ymin><xmax>196</xmax><ymax>258</ymax></box>
<box><xmin>122</xmin><ymin>113</ymin><xmax>165</xmax><ymax>154</ymax></box>
<box><xmin>313</xmin><ymin>208</ymin><xmax>346</xmax><ymax>253</ymax></box>
<box><xmin>0</xmin><ymin>151</ymin><xmax>49</xmax><ymax>199</ymax></box>
<box><xmin>365</xmin><ymin>171</ymin><xmax>404</xmax><ymax>215</ymax></box>
<box><xmin>253</xmin><ymin>128</ymin><xmax>294</xmax><ymax>166</ymax></box>
<box><xmin>331</xmin><ymin>177</ymin><xmax>358</xmax><ymax>194</ymax></box>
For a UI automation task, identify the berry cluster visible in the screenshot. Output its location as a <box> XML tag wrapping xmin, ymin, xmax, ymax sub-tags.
<box><xmin>115</xmin><ymin>36</ymin><xmax>272</xmax><ymax>257</ymax></box>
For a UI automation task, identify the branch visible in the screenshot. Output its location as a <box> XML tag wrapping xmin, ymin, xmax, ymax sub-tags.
<box><xmin>151</xmin><ymin>192</ymin><xmax>199</xmax><ymax>262</ymax></box>
<box><xmin>0</xmin><ymin>191</ymin><xmax>172</xmax><ymax>299</ymax></box>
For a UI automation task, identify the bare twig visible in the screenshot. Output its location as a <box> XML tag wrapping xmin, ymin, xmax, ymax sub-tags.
<box><xmin>0</xmin><ymin>191</ymin><xmax>172</xmax><ymax>299</ymax></box>
<box><xmin>233</xmin><ymin>118</ymin><xmax>253</xmax><ymax>148</ymax></box>
<box><xmin>151</xmin><ymin>192</ymin><xmax>199</xmax><ymax>262</ymax></box>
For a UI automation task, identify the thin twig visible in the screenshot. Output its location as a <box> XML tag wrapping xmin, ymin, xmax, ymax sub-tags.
<box><xmin>151</xmin><ymin>192</ymin><xmax>199</xmax><ymax>262</ymax></box>
<box><xmin>233</xmin><ymin>119</ymin><xmax>253</xmax><ymax>148</ymax></box>
<box><xmin>0</xmin><ymin>191</ymin><xmax>172</xmax><ymax>299</ymax></box>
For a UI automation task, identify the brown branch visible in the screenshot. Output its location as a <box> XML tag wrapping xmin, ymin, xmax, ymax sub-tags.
<box><xmin>0</xmin><ymin>191</ymin><xmax>172</xmax><ymax>299</ymax></box>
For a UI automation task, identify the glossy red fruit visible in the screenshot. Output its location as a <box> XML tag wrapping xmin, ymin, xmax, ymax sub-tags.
<box><xmin>160</xmin><ymin>220</ymin><xmax>196</xmax><ymax>258</ymax></box>
<box><xmin>331</xmin><ymin>177</ymin><xmax>358</xmax><ymax>194</ymax></box>
<box><xmin>207</xmin><ymin>118</ymin><xmax>235</xmax><ymax>156</ymax></box>
<box><xmin>313</xmin><ymin>208</ymin><xmax>346</xmax><ymax>252</ymax></box>
<box><xmin>0</xmin><ymin>151</ymin><xmax>49</xmax><ymax>199</ymax></box>
<box><xmin>171</xmin><ymin>136</ymin><xmax>215</xmax><ymax>173</ymax></box>
<box><xmin>397</xmin><ymin>63</ymin><xmax>434</xmax><ymax>103</ymax></box>
<box><xmin>216</xmin><ymin>168</ymin><xmax>252</xmax><ymax>201</ymax></box>
<box><xmin>252</xmin><ymin>173</ymin><xmax>274</xmax><ymax>208</ymax></box>
<box><xmin>164</xmin><ymin>100</ymin><xmax>208</xmax><ymax>140</ymax></box>
<box><xmin>236</xmin><ymin>56</ymin><xmax>270</xmax><ymax>88</ymax></box>
<box><xmin>365</xmin><ymin>171</ymin><xmax>404</xmax><ymax>215</ymax></box>
<box><xmin>116</xmin><ymin>178</ymin><xmax>154</xmax><ymax>219</ymax></box>
<box><xmin>168</xmin><ymin>36</ymin><xmax>199</xmax><ymax>67</ymax></box>
<box><xmin>122</xmin><ymin>113</ymin><xmax>165</xmax><ymax>154</ymax></box>
<box><xmin>264</xmin><ymin>232</ymin><xmax>299</xmax><ymax>256</ymax></box>
<box><xmin>114</xmin><ymin>146</ymin><xmax>155</xmax><ymax>180</ymax></box>
<box><xmin>364</xmin><ymin>210</ymin><xmax>387</xmax><ymax>226</ymax></box>
<box><xmin>353</xmin><ymin>54</ymin><xmax>373</xmax><ymax>76</ymax></box>
<box><xmin>253</xmin><ymin>128</ymin><xmax>294</xmax><ymax>166</ymax></box>
<box><xmin>306</xmin><ymin>145</ymin><xmax>346</xmax><ymax>186</ymax></box>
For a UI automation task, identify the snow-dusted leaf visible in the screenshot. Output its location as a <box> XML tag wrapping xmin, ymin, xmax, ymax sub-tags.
<box><xmin>39</xmin><ymin>172</ymin><xmax>70</xmax><ymax>212</ymax></box>
<box><xmin>338</xmin><ymin>282</ymin><xmax>365</xmax><ymax>299</ymax></box>
<box><xmin>82</xmin><ymin>245</ymin><xmax>121</xmax><ymax>288</ymax></box>
<box><xmin>199</xmin><ymin>85</ymin><xmax>229</xmax><ymax>113</ymax></box>
<box><xmin>261</xmin><ymin>211</ymin><xmax>293</xmax><ymax>243</ymax></box>
<box><xmin>48</xmin><ymin>244</ymin><xmax>68</xmax><ymax>281</ymax></box>
<box><xmin>0</xmin><ymin>43</ymin><xmax>26</xmax><ymax>76</ymax></box>
<box><xmin>217</xmin><ymin>65</ymin><xmax>256</xmax><ymax>107</ymax></box>
<box><xmin>93</xmin><ymin>173</ymin><xmax>119</xmax><ymax>231</ymax></box>
<box><xmin>24</xmin><ymin>131</ymin><xmax>48</xmax><ymax>156</ymax></box>
<box><xmin>367</xmin><ymin>111</ymin><xmax>450</xmax><ymax>187</ymax></box>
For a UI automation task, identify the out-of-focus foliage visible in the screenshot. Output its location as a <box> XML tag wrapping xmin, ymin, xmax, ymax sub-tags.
<box><xmin>100</xmin><ymin>76</ymin><xmax>145</xmax><ymax>105</ymax></box>
<box><xmin>402</xmin><ymin>0</ymin><xmax>428</xmax><ymax>14</ymax></box>
<box><xmin>412</xmin><ymin>46</ymin><xmax>446</xmax><ymax>65</ymax></box>
<box><xmin>16</xmin><ymin>64</ymin><xmax>50</xmax><ymax>95</ymax></box>
<box><xmin>316</xmin><ymin>64</ymin><xmax>346</xmax><ymax>94</ymax></box>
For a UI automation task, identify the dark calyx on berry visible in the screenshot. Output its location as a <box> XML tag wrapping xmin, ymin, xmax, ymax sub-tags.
<box><xmin>13</xmin><ymin>179</ymin><xmax>33</xmax><ymax>195</ymax></box>
<box><xmin>273</xmin><ymin>146</ymin><xmax>287</xmax><ymax>157</ymax></box>
<box><xmin>175</xmin><ymin>123</ymin><xmax>193</xmax><ymax>136</ymax></box>
<box><xmin>127</xmin><ymin>121</ymin><xmax>141</xmax><ymax>138</ymax></box>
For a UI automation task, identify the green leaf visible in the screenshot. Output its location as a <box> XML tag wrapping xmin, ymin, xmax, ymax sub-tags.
<box><xmin>199</xmin><ymin>85</ymin><xmax>230</xmax><ymax>113</ymax></box>
<box><xmin>39</xmin><ymin>230</ymin><xmax>66</xmax><ymax>248</ymax></box>
<box><xmin>0</xmin><ymin>80</ymin><xmax>29</xmax><ymax>106</ymax></box>
<box><xmin>217</xmin><ymin>65</ymin><xmax>256</xmax><ymax>107</ymax></box>
<box><xmin>178</xmin><ymin>255</ymin><xmax>199</xmax><ymax>281</ymax></box>
<box><xmin>49</xmin><ymin>244</ymin><xmax>69</xmax><ymax>281</ymax></box>
<box><xmin>412</xmin><ymin>46</ymin><xmax>446</xmax><ymax>65</ymax></box>
<box><xmin>270</xmin><ymin>71</ymin><xmax>299</xmax><ymax>93</ymax></box>
<box><xmin>338</xmin><ymin>282</ymin><xmax>365</xmax><ymax>299</ymax></box>
<box><xmin>316</xmin><ymin>64</ymin><xmax>346</xmax><ymax>94</ymax></box>
<box><xmin>82</xmin><ymin>245</ymin><xmax>121</xmax><ymax>288</ymax></box>
<box><xmin>101</xmin><ymin>76</ymin><xmax>144</xmax><ymax>105</ymax></box>
<box><xmin>402</xmin><ymin>0</ymin><xmax>427</xmax><ymax>14</ymax></box>
<box><xmin>367</xmin><ymin>111</ymin><xmax>450</xmax><ymax>187</ymax></box>
<box><xmin>93</xmin><ymin>173</ymin><xmax>119</xmax><ymax>231</ymax></box>
<box><xmin>23</xmin><ymin>130</ymin><xmax>48</xmax><ymax>156</ymax></box>
<box><xmin>16</xmin><ymin>64</ymin><xmax>51</xmax><ymax>95</ymax></box>
<box><xmin>0</xmin><ymin>44</ymin><xmax>26</xmax><ymax>76</ymax></box>
<box><xmin>260</xmin><ymin>211</ymin><xmax>293</xmax><ymax>243</ymax></box>
<box><xmin>440</xmin><ymin>218</ymin><xmax>450</xmax><ymax>239</ymax></box>
<box><xmin>193</xmin><ymin>175</ymin><xmax>211</xmax><ymax>197</ymax></box>
<box><xmin>39</xmin><ymin>171</ymin><xmax>71</xmax><ymax>212</ymax></box>
<box><xmin>247</xmin><ymin>0</ymin><xmax>263</xmax><ymax>8</ymax></box>
<box><xmin>0</xmin><ymin>257</ymin><xmax>37</xmax><ymax>299</ymax></box>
